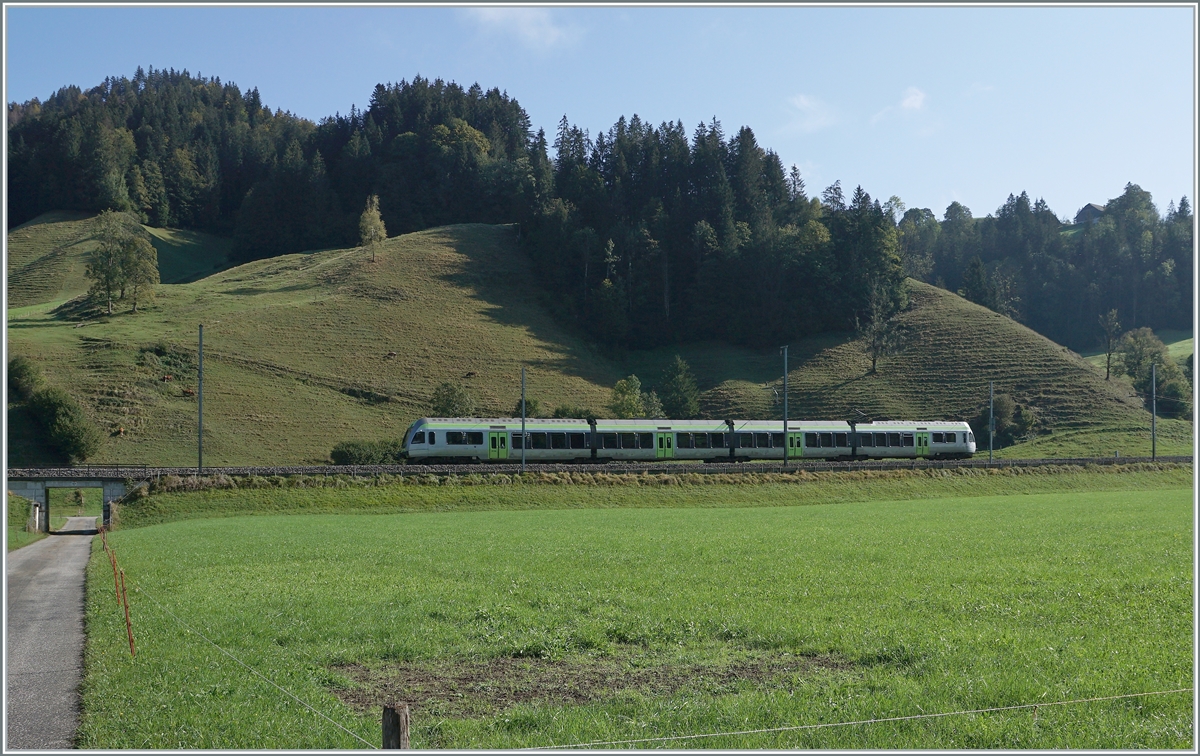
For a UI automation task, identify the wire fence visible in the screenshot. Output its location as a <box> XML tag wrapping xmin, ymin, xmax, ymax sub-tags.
<box><xmin>105</xmin><ymin>560</ymin><xmax>377</xmax><ymax>750</ymax></box>
<box><xmin>527</xmin><ymin>688</ymin><xmax>1193</xmax><ymax>750</ymax></box>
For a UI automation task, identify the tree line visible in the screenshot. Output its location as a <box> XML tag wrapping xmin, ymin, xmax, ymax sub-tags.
<box><xmin>8</xmin><ymin>68</ymin><xmax>1191</xmax><ymax>352</ymax></box>
<box><xmin>899</xmin><ymin>187</ymin><xmax>1192</xmax><ymax>349</ymax></box>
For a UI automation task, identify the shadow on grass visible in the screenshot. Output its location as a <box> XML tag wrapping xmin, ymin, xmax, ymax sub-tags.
<box><xmin>436</xmin><ymin>224</ymin><xmax>867</xmax><ymax>394</ymax></box>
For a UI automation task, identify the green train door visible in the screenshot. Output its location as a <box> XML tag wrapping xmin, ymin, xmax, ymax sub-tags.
<box><xmin>656</xmin><ymin>432</ymin><xmax>674</xmax><ymax>459</ymax></box>
<box><xmin>787</xmin><ymin>432</ymin><xmax>804</xmax><ymax>460</ymax></box>
<box><xmin>915</xmin><ymin>431</ymin><xmax>930</xmax><ymax>458</ymax></box>
<box><xmin>488</xmin><ymin>431</ymin><xmax>508</xmax><ymax>460</ymax></box>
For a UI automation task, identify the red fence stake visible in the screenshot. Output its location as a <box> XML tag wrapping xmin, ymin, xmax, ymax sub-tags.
<box><xmin>120</xmin><ymin>568</ymin><xmax>135</xmax><ymax>658</ymax></box>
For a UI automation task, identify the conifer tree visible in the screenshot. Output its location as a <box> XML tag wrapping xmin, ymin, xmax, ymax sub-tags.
<box><xmin>659</xmin><ymin>355</ymin><xmax>700</xmax><ymax>419</ymax></box>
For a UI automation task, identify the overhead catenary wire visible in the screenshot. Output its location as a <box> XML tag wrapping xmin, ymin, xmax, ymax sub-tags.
<box><xmin>129</xmin><ymin>580</ymin><xmax>378</xmax><ymax>749</ymax></box>
<box><xmin>527</xmin><ymin>688</ymin><xmax>1192</xmax><ymax>750</ymax></box>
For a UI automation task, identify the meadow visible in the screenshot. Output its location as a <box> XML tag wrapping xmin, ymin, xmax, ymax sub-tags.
<box><xmin>80</xmin><ymin>467</ymin><xmax>1192</xmax><ymax>748</ymax></box>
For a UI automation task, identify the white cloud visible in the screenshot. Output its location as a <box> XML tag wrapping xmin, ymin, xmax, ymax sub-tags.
<box><xmin>873</xmin><ymin>86</ymin><xmax>929</xmax><ymax>124</ymax></box>
<box><xmin>783</xmin><ymin>93</ymin><xmax>837</xmax><ymax>134</ymax></box>
<box><xmin>461</xmin><ymin>7</ymin><xmax>578</xmax><ymax>50</ymax></box>
<box><xmin>900</xmin><ymin>86</ymin><xmax>926</xmax><ymax>110</ymax></box>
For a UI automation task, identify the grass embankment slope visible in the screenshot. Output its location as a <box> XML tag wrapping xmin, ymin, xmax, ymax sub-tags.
<box><xmin>7</xmin><ymin>214</ymin><xmax>1189</xmax><ymax>466</ymax></box>
<box><xmin>83</xmin><ymin>469</ymin><xmax>1192</xmax><ymax>748</ymax></box>
<box><xmin>6</xmin><ymin>211</ymin><xmax>232</xmax><ymax>308</ymax></box>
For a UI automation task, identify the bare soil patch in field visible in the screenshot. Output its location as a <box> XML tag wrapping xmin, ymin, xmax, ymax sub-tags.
<box><xmin>331</xmin><ymin>649</ymin><xmax>850</xmax><ymax>718</ymax></box>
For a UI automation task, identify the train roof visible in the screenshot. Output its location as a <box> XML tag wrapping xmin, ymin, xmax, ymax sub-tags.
<box><xmin>410</xmin><ymin>417</ymin><xmax>971</xmax><ymax>428</ymax></box>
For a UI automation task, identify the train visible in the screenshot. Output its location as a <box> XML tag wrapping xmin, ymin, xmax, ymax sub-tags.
<box><xmin>399</xmin><ymin>417</ymin><xmax>976</xmax><ymax>463</ymax></box>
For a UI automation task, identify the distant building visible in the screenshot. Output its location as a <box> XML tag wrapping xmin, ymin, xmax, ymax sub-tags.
<box><xmin>1074</xmin><ymin>203</ymin><xmax>1106</xmax><ymax>225</ymax></box>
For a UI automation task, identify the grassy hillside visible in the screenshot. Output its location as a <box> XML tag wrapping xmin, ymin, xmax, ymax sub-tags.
<box><xmin>6</xmin><ymin>217</ymin><xmax>1187</xmax><ymax>466</ymax></box>
<box><xmin>6</xmin><ymin>211</ymin><xmax>232</xmax><ymax>309</ymax></box>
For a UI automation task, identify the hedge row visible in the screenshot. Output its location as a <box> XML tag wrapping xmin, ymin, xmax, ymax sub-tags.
<box><xmin>9</xmin><ymin>356</ymin><xmax>103</xmax><ymax>463</ymax></box>
<box><xmin>329</xmin><ymin>439</ymin><xmax>405</xmax><ymax>465</ymax></box>
<box><xmin>142</xmin><ymin>461</ymin><xmax>1189</xmax><ymax>495</ymax></box>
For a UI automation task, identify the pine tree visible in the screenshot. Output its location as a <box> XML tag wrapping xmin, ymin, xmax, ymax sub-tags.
<box><xmin>659</xmin><ymin>355</ymin><xmax>700</xmax><ymax>419</ymax></box>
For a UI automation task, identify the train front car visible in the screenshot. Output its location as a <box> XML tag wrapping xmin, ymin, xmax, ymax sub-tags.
<box><xmin>404</xmin><ymin>417</ymin><xmax>486</xmax><ymax>463</ymax></box>
<box><xmin>852</xmin><ymin>421</ymin><xmax>976</xmax><ymax>460</ymax></box>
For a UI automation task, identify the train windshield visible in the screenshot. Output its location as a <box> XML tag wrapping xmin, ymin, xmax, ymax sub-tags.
<box><xmin>401</xmin><ymin>423</ymin><xmax>418</xmax><ymax>448</ymax></box>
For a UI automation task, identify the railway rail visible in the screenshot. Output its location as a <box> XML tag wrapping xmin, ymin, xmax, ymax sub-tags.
<box><xmin>7</xmin><ymin>455</ymin><xmax>1192</xmax><ymax>481</ymax></box>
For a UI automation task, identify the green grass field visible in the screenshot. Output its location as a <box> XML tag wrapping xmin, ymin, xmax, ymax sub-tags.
<box><xmin>81</xmin><ymin>468</ymin><xmax>1192</xmax><ymax>748</ymax></box>
<box><xmin>9</xmin><ymin>216</ymin><xmax>1183</xmax><ymax>468</ymax></box>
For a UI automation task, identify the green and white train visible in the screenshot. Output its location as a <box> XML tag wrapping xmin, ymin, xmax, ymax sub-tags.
<box><xmin>400</xmin><ymin>417</ymin><xmax>976</xmax><ymax>463</ymax></box>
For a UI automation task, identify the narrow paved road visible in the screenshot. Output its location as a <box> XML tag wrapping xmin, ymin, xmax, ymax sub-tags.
<box><xmin>6</xmin><ymin>517</ymin><xmax>98</xmax><ymax>750</ymax></box>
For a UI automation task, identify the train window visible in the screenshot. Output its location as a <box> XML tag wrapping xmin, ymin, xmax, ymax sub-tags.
<box><xmin>446</xmin><ymin>431</ymin><xmax>466</xmax><ymax>445</ymax></box>
<box><xmin>429</xmin><ymin>432</ymin><xmax>436</xmax><ymax>444</ymax></box>
<box><xmin>733</xmin><ymin>433</ymin><xmax>749</xmax><ymax>448</ymax></box>
<box><xmin>968</xmin><ymin>432</ymin><xmax>975</xmax><ymax>443</ymax></box>
<box><xmin>819</xmin><ymin>432</ymin><xmax>833</xmax><ymax>447</ymax></box>
<box><xmin>710</xmin><ymin>433</ymin><xmax>726</xmax><ymax>449</ymax></box>
<box><xmin>570</xmin><ymin>433</ymin><xmax>588</xmax><ymax>449</ymax></box>
<box><xmin>694</xmin><ymin>433</ymin><xmax>710</xmax><ymax>449</ymax></box>
<box><xmin>754</xmin><ymin>433</ymin><xmax>770</xmax><ymax>448</ymax></box>
<box><xmin>510</xmin><ymin>433</ymin><xmax>524</xmax><ymax>449</ymax></box>
<box><xmin>551</xmin><ymin>432</ymin><xmax>567</xmax><ymax>449</ymax></box>
<box><xmin>412</xmin><ymin>432</ymin><xmax>425</xmax><ymax>444</ymax></box>
<box><xmin>902</xmin><ymin>433</ymin><xmax>914</xmax><ymax>447</ymax></box>
<box><xmin>771</xmin><ymin>433</ymin><xmax>784</xmax><ymax>448</ymax></box>
<box><xmin>835</xmin><ymin>432</ymin><xmax>848</xmax><ymax>447</ymax></box>
<box><xmin>945</xmin><ymin>432</ymin><xmax>956</xmax><ymax>443</ymax></box>
<box><xmin>805</xmin><ymin>432</ymin><xmax>818</xmax><ymax>447</ymax></box>
<box><xmin>620</xmin><ymin>432</ymin><xmax>638</xmax><ymax>449</ymax></box>
<box><xmin>468</xmin><ymin>432</ymin><xmax>484</xmax><ymax>445</ymax></box>
<box><xmin>531</xmin><ymin>432</ymin><xmax>548</xmax><ymax>449</ymax></box>
<box><xmin>888</xmin><ymin>432</ymin><xmax>901</xmax><ymax>446</ymax></box>
<box><xmin>676</xmin><ymin>433</ymin><xmax>694</xmax><ymax>449</ymax></box>
<box><xmin>932</xmin><ymin>432</ymin><xmax>944</xmax><ymax>443</ymax></box>
<box><xmin>602</xmin><ymin>433</ymin><xmax>619</xmax><ymax>449</ymax></box>
<box><xmin>872</xmin><ymin>432</ymin><xmax>884</xmax><ymax>446</ymax></box>
<box><xmin>858</xmin><ymin>433</ymin><xmax>874</xmax><ymax>447</ymax></box>
<box><xmin>640</xmin><ymin>433</ymin><xmax>654</xmax><ymax>449</ymax></box>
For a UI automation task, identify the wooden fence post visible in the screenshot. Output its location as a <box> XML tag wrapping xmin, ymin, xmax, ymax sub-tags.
<box><xmin>110</xmin><ymin>549</ymin><xmax>121</xmax><ymax>605</ymax></box>
<box><xmin>382</xmin><ymin>702</ymin><xmax>409</xmax><ymax>749</ymax></box>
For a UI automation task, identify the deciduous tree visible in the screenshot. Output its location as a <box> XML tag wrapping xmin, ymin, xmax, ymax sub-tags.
<box><xmin>430</xmin><ymin>382</ymin><xmax>475</xmax><ymax>417</ymax></box>
<box><xmin>857</xmin><ymin>279</ymin><xmax>903</xmax><ymax>373</ymax></box>
<box><xmin>359</xmin><ymin>193</ymin><xmax>387</xmax><ymax>262</ymax></box>
<box><xmin>1098</xmin><ymin>309</ymin><xmax>1121</xmax><ymax>380</ymax></box>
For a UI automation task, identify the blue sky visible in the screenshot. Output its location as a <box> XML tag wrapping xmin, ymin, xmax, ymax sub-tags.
<box><xmin>4</xmin><ymin>5</ymin><xmax>1195</xmax><ymax>221</ymax></box>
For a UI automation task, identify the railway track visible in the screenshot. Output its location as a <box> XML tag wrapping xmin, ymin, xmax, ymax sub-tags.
<box><xmin>7</xmin><ymin>455</ymin><xmax>1192</xmax><ymax>481</ymax></box>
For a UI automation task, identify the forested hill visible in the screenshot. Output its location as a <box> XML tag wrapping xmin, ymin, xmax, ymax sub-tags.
<box><xmin>7</xmin><ymin>67</ymin><xmax>1193</xmax><ymax>351</ymax></box>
